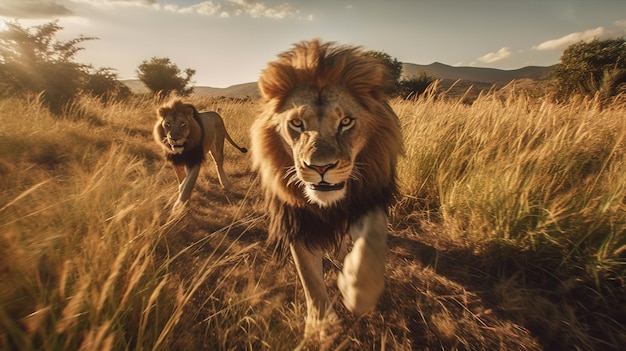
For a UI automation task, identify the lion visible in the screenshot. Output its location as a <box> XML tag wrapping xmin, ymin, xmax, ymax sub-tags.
<box><xmin>250</xmin><ymin>39</ymin><xmax>403</xmax><ymax>338</ymax></box>
<box><xmin>153</xmin><ymin>98</ymin><xmax>248</xmax><ymax>211</ymax></box>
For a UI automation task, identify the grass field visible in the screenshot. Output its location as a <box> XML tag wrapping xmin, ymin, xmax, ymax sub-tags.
<box><xmin>1</xmin><ymin>91</ymin><xmax>624</xmax><ymax>350</ymax></box>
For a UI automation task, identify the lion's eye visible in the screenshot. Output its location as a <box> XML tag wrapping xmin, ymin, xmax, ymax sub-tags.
<box><xmin>289</xmin><ymin>118</ymin><xmax>304</xmax><ymax>132</ymax></box>
<box><xmin>180</xmin><ymin>122</ymin><xmax>186</xmax><ymax>127</ymax></box>
<box><xmin>339</xmin><ymin>117</ymin><xmax>355</xmax><ymax>132</ymax></box>
<box><xmin>164</xmin><ymin>122</ymin><xmax>171</xmax><ymax>128</ymax></box>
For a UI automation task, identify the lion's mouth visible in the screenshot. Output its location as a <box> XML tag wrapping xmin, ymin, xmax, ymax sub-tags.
<box><xmin>308</xmin><ymin>181</ymin><xmax>345</xmax><ymax>192</ymax></box>
<box><xmin>168</xmin><ymin>141</ymin><xmax>186</xmax><ymax>153</ymax></box>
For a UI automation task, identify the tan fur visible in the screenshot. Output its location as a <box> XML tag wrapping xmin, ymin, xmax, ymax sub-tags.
<box><xmin>154</xmin><ymin>98</ymin><xmax>247</xmax><ymax>212</ymax></box>
<box><xmin>250</xmin><ymin>39</ymin><xmax>403</xmax><ymax>338</ymax></box>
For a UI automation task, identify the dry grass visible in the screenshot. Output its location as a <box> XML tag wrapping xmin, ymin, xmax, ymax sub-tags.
<box><xmin>394</xmin><ymin>90</ymin><xmax>626</xmax><ymax>350</ymax></box>
<box><xmin>0</xmin><ymin>91</ymin><xmax>624</xmax><ymax>350</ymax></box>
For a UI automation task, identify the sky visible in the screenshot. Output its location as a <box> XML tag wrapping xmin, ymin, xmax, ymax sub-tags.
<box><xmin>1</xmin><ymin>0</ymin><xmax>626</xmax><ymax>87</ymax></box>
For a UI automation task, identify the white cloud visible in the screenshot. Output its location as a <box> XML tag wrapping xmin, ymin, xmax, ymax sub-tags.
<box><xmin>163</xmin><ymin>1</ymin><xmax>220</xmax><ymax>15</ymax></box>
<box><xmin>533</xmin><ymin>27</ymin><xmax>607</xmax><ymax>51</ymax></box>
<box><xmin>163</xmin><ymin>1</ymin><xmax>302</xmax><ymax>20</ymax></box>
<box><xmin>227</xmin><ymin>0</ymin><xmax>299</xmax><ymax>19</ymax></box>
<box><xmin>0</xmin><ymin>0</ymin><xmax>304</xmax><ymax>20</ymax></box>
<box><xmin>477</xmin><ymin>47</ymin><xmax>512</xmax><ymax>63</ymax></box>
<box><xmin>161</xmin><ymin>4</ymin><xmax>185</xmax><ymax>13</ymax></box>
<box><xmin>75</xmin><ymin>0</ymin><xmax>157</xmax><ymax>7</ymax></box>
<box><xmin>193</xmin><ymin>1</ymin><xmax>221</xmax><ymax>15</ymax></box>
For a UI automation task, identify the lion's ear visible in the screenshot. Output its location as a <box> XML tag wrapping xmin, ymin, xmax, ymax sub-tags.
<box><xmin>157</xmin><ymin>107</ymin><xmax>170</xmax><ymax>118</ymax></box>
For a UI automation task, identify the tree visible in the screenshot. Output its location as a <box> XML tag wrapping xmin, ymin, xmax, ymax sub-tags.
<box><xmin>363</xmin><ymin>50</ymin><xmax>403</xmax><ymax>95</ymax></box>
<box><xmin>0</xmin><ymin>20</ymin><xmax>97</xmax><ymax>112</ymax></box>
<box><xmin>136</xmin><ymin>57</ymin><xmax>195</xmax><ymax>98</ymax></box>
<box><xmin>398</xmin><ymin>71</ymin><xmax>437</xmax><ymax>99</ymax></box>
<box><xmin>551</xmin><ymin>38</ymin><xmax>626</xmax><ymax>99</ymax></box>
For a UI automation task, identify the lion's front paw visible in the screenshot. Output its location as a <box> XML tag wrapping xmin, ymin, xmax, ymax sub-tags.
<box><xmin>303</xmin><ymin>307</ymin><xmax>339</xmax><ymax>341</ymax></box>
<box><xmin>337</xmin><ymin>238</ymin><xmax>385</xmax><ymax>315</ymax></box>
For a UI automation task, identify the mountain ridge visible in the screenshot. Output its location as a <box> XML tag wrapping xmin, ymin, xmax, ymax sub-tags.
<box><xmin>402</xmin><ymin>62</ymin><xmax>553</xmax><ymax>83</ymax></box>
<box><xmin>123</xmin><ymin>62</ymin><xmax>554</xmax><ymax>98</ymax></box>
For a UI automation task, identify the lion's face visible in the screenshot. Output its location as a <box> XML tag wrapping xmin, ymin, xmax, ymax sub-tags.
<box><xmin>156</xmin><ymin>104</ymin><xmax>194</xmax><ymax>154</ymax></box>
<box><xmin>252</xmin><ymin>39</ymin><xmax>403</xmax><ymax>212</ymax></box>
<box><xmin>276</xmin><ymin>89</ymin><xmax>368</xmax><ymax>207</ymax></box>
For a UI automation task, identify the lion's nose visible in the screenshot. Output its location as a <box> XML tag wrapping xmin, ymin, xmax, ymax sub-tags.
<box><xmin>306</xmin><ymin>162</ymin><xmax>338</xmax><ymax>176</ymax></box>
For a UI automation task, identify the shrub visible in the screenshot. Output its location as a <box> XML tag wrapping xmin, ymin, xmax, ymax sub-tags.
<box><xmin>550</xmin><ymin>38</ymin><xmax>626</xmax><ymax>100</ymax></box>
<box><xmin>136</xmin><ymin>57</ymin><xmax>195</xmax><ymax>98</ymax></box>
<box><xmin>398</xmin><ymin>71</ymin><xmax>437</xmax><ymax>99</ymax></box>
<box><xmin>0</xmin><ymin>20</ymin><xmax>129</xmax><ymax>112</ymax></box>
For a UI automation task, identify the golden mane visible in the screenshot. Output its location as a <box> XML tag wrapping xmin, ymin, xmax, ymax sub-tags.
<box><xmin>258</xmin><ymin>39</ymin><xmax>391</xmax><ymax>112</ymax></box>
<box><xmin>154</xmin><ymin>98</ymin><xmax>203</xmax><ymax>153</ymax></box>
<box><xmin>252</xmin><ymin>39</ymin><xmax>404</xmax><ymax>253</ymax></box>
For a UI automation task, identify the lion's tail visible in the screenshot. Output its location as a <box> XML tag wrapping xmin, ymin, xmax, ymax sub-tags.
<box><xmin>225</xmin><ymin>130</ymin><xmax>248</xmax><ymax>153</ymax></box>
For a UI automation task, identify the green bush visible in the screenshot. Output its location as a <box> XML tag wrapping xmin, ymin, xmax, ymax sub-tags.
<box><xmin>398</xmin><ymin>71</ymin><xmax>437</xmax><ymax>99</ymax></box>
<box><xmin>136</xmin><ymin>57</ymin><xmax>195</xmax><ymax>98</ymax></box>
<box><xmin>0</xmin><ymin>21</ymin><xmax>130</xmax><ymax>112</ymax></box>
<box><xmin>550</xmin><ymin>38</ymin><xmax>626</xmax><ymax>100</ymax></box>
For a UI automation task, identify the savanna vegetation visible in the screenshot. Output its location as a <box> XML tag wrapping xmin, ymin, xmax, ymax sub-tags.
<box><xmin>136</xmin><ymin>57</ymin><xmax>196</xmax><ymax>98</ymax></box>
<box><xmin>1</xmin><ymin>20</ymin><xmax>625</xmax><ymax>351</ymax></box>
<box><xmin>550</xmin><ymin>38</ymin><xmax>626</xmax><ymax>101</ymax></box>
<box><xmin>1</xmin><ymin>89</ymin><xmax>625</xmax><ymax>350</ymax></box>
<box><xmin>0</xmin><ymin>21</ymin><xmax>131</xmax><ymax>112</ymax></box>
<box><xmin>365</xmin><ymin>50</ymin><xmax>438</xmax><ymax>98</ymax></box>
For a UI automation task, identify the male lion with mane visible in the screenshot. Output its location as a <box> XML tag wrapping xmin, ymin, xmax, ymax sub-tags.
<box><xmin>154</xmin><ymin>98</ymin><xmax>247</xmax><ymax>212</ymax></box>
<box><xmin>251</xmin><ymin>39</ymin><xmax>403</xmax><ymax>338</ymax></box>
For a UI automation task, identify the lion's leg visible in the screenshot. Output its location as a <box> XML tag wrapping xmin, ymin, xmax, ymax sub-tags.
<box><xmin>337</xmin><ymin>207</ymin><xmax>387</xmax><ymax>315</ymax></box>
<box><xmin>173</xmin><ymin>164</ymin><xmax>200</xmax><ymax>211</ymax></box>
<box><xmin>173</xmin><ymin>164</ymin><xmax>186</xmax><ymax>184</ymax></box>
<box><xmin>290</xmin><ymin>241</ymin><xmax>338</xmax><ymax>338</ymax></box>
<box><xmin>209</xmin><ymin>149</ymin><xmax>232</xmax><ymax>190</ymax></box>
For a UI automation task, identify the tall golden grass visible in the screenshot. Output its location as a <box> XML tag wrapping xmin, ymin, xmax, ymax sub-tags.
<box><xmin>0</xmin><ymin>94</ymin><xmax>264</xmax><ymax>350</ymax></box>
<box><xmin>398</xmin><ymin>91</ymin><xmax>626</xmax><ymax>278</ymax></box>
<box><xmin>394</xmin><ymin>90</ymin><xmax>626</xmax><ymax>350</ymax></box>
<box><xmin>1</xmin><ymin>90</ymin><xmax>624</xmax><ymax>350</ymax></box>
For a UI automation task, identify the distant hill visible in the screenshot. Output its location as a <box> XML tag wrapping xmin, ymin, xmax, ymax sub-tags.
<box><xmin>122</xmin><ymin>63</ymin><xmax>553</xmax><ymax>99</ymax></box>
<box><xmin>402</xmin><ymin>62</ymin><xmax>554</xmax><ymax>99</ymax></box>
<box><xmin>121</xmin><ymin>80</ymin><xmax>260</xmax><ymax>98</ymax></box>
<box><xmin>193</xmin><ymin>82</ymin><xmax>260</xmax><ymax>98</ymax></box>
<box><xmin>402</xmin><ymin>62</ymin><xmax>553</xmax><ymax>83</ymax></box>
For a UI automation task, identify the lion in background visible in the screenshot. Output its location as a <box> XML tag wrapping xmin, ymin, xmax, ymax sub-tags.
<box><xmin>154</xmin><ymin>98</ymin><xmax>247</xmax><ymax>212</ymax></box>
<box><xmin>250</xmin><ymin>39</ymin><xmax>403</xmax><ymax>339</ymax></box>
